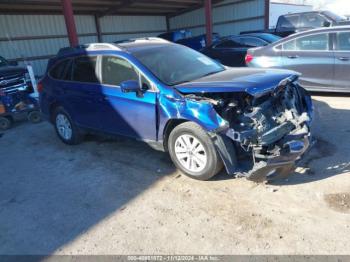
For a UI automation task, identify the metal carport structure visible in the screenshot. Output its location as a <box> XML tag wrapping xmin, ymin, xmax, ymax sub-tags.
<box><xmin>0</xmin><ymin>0</ymin><xmax>229</xmax><ymax>46</ymax></box>
<box><xmin>0</xmin><ymin>0</ymin><xmax>269</xmax><ymax>75</ymax></box>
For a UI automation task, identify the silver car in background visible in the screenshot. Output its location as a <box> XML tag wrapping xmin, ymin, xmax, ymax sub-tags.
<box><xmin>246</xmin><ymin>26</ymin><xmax>350</xmax><ymax>92</ymax></box>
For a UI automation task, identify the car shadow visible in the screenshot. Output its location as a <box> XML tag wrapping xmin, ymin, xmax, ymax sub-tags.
<box><xmin>0</xmin><ymin>122</ymin><xmax>178</xmax><ymax>255</ymax></box>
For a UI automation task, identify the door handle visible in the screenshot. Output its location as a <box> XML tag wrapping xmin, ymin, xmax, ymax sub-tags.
<box><xmin>287</xmin><ymin>55</ymin><xmax>299</xmax><ymax>59</ymax></box>
<box><xmin>337</xmin><ymin>57</ymin><xmax>350</xmax><ymax>61</ymax></box>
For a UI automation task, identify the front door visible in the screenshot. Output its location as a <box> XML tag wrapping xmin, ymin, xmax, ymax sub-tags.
<box><xmin>98</xmin><ymin>55</ymin><xmax>157</xmax><ymax>141</ymax></box>
<box><xmin>333</xmin><ymin>31</ymin><xmax>350</xmax><ymax>91</ymax></box>
<box><xmin>281</xmin><ymin>32</ymin><xmax>334</xmax><ymax>90</ymax></box>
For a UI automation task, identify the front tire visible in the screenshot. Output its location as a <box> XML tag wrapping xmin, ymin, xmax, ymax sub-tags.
<box><xmin>53</xmin><ymin>107</ymin><xmax>83</xmax><ymax>145</ymax></box>
<box><xmin>168</xmin><ymin>122</ymin><xmax>223</xmax><ymax>181</ymax></box>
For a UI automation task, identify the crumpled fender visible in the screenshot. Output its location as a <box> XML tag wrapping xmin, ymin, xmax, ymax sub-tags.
<box><xmin>158</xmin><ymin>93</ymin><xmax>228</xmax><ymax>138</ymax></box>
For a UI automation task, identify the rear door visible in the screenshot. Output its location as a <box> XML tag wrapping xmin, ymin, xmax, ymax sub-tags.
<box><xmin>333</xmin><ymin>31</ymin><xmax>350</xmax><ymax>91</ymax></box>
<box><xmin>281</xmin><ymin>32</ymin><xmax>334</xmax><ymax>90</ymax></box>
<box><xmin>64</xmin><ymin>56</ymin><xmax>102</xmax><ymax>129</ymax></box>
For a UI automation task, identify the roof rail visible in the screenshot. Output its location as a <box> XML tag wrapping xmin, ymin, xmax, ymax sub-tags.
<box><xmin>85</xmin><ymin>43</ymin><xmax>122</xmax><ymax>51</ymax></box>
<box><xmin>57</xmin><ymin>43</ymin><xmax>123</xmax><ymax>56</ymax></box>
<box><xmin>117</xmin><ymin>37</ymin><xmax>170</xmax><ymax>44</ymax></box>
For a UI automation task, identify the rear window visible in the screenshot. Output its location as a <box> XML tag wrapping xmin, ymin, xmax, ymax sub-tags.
<box><xmin>300</xmin><ymin>13</ymin><xmax>327</xmax><ymax>28</ymax></box>
<box><xmin>72</xmin><ymin>56</ymin><xmax>98</xmax><ymax>83</ymax></box>
<box><xmin>49</xmin><ymin>59</ymin><xmax>72</xmax><ymax>80</ymax></box>
<box><xmin>240</xmin><ymin>37</ymin><xmax>267</xmax><ymax>47</ymax></box>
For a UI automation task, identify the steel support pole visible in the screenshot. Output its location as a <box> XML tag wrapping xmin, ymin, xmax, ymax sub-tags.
<box><xmin>264</xmin><ymin>0</ymin><xmax>270</xmax><ymax>29</ymax></box>
<box><xmin>205</xmin><ymin>0</ymin><xmax>213</xmax><ymax>46</ymax></box>
<box><xmin>61</xmin><ymin>0</ymin><xmax>79</xmax><ymax>47</ymax></box>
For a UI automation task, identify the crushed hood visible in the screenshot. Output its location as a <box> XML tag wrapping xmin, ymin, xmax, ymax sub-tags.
<box><xmin>175</xmin><ymin>68</ymin><xmax>299</xmax><ymax>97</ymax></box>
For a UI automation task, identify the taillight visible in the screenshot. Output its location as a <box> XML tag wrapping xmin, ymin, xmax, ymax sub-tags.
<box><xmin>245</xmin><ymin>54</ymin><xmax>254</xmax><ymax>64</ymax></box>
<box><xmin>37</xmin><ymin>81</ymin><xmax>44</xmax><ymax>93</ymax></box>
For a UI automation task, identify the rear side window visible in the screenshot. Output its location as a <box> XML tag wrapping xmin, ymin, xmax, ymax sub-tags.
<box><xmin>240</xmin><ymin>37</ymin><xmax>267</xmax><ymax>47</ymax></box>
<box><xmin>279</xmin><ymin>15</ymin><xmax>300</xmax><ymax>29</ymax></box>
<box><xmin>336</xmin><ymin>32</ymin><xmax>350</xmax><ymax>51</ymax></box>
<box><xmin>50</xmin><ymin>59</ymin><xmax>72</xmax><ymax>80</ymax></box>
<box><xmin>101</xmin><ymin>56</ymin><xmax>139</xmax><ymax>86</ymax></box>
<box><xmin>283</xmin><ymin>34</ymin><xmax>329</xmax><ymax>51</ymax></box>
<box><xmin>72</xmin><ymin>56</ymin><xmax>98</xmax><ymax>83</ymax></box>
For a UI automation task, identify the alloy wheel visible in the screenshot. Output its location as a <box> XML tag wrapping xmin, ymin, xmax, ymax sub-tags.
<box><xmin>174</xmin><ymin>134</ymin><xmax>207</xmax><ymax>173</ymax></box>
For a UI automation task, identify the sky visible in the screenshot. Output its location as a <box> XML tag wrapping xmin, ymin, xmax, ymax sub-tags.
<box><xmin>309</xmin><ymin>0</ymin><xmax>350</xmax><ymax>15</ymax></box>
<box><xmin>274</xmin><ymin>0</ymin><xmax>350</xmax><ymax>16</ymax></box>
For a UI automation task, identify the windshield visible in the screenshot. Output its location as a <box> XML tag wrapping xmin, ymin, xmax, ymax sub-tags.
<box><xmin>131</xmin><ymin>44</ymin><xmax>225</xmax><ymax>86</ymax></box>
<box><xmin>322</xmin><ymin>11</ymin><xmax>347</xmax><ymax>22</ymax></box>
<box><xmin>0</xmin><ymin>56</ymin><xmax>9</xmax><ymax>67</ymax></box>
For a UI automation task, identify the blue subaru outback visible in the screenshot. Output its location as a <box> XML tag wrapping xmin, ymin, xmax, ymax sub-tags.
<box><xmin>39</xmin><ymin>38</ymin><xmax>313</xmax><ymax>182</ymax></box>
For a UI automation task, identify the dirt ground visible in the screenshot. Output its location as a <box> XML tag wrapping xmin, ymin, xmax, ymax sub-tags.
<box><xmin>0</xmin><ymin>95</ymin><xmax>350</xmax><ymax>255</ymax></box>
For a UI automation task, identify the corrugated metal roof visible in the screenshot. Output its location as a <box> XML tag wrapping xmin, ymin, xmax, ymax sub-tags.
<box><xmin>0</xmin><ymin>0</ymin><xmax>225</xmax><ymax>16</ymax></box>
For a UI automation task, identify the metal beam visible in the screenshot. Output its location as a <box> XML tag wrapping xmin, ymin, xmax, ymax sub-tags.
<box><xmin>166</xmin><ymin>15</ymin><xmax>171</xmax><ymax>32</ymax></box>
<box><xmin>61</xmin><ymin>0</ymin><xmax>78</xmax><ymax>47</ymax></box>
<box><xmin>99</xmin><ymin>0</ymin><xmax>135</xmax><ymax>17</ymax></box>
<box><xmin>94</xmin><ymin>15</ymin><xmax>102</xmax><ymax>42</ymax></box>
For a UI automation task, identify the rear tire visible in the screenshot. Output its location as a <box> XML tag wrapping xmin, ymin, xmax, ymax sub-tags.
<box><xmin>0</xmin><ymin>116</ymin><xmax>11</xmax><ymax>130</ymax></box>
<box><xmin>53</xmin><ymin>107</ymin><xmax>83</xmax><ymax>145</ymax></box>
<box><xmin>168</xmin><ymin>122</ymin><xmax>223</xmax><ymax>181</ymax></box>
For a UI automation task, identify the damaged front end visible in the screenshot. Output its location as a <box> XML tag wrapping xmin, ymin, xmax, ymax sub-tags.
<box><xmin>182</xmin><ymin>76</ymin><xmax>313</xmax><ymax>182</ymax></box>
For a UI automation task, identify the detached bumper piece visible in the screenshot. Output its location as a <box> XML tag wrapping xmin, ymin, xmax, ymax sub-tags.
<box><xmin>245</xmin><ymin>135</ymin><xmax>311</xmax><ymax>182</ymax></box>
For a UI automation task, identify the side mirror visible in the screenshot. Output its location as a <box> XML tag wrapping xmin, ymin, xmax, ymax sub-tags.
<box><xmin>9</xmin><ymin>61</ymin><xmax>18</xmax><ymax>66</ymax></box>
<box><xmin>120</xmin><ymin>80</ymin><xmax>141</xmax><ymax>94</ymax></box>
<box><xmin>323</xmin><ymin>21</ymin><xmax>331</xmax><ymax>27</ymax></box>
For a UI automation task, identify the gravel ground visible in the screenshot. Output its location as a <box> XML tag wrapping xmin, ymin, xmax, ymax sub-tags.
<box><xmin>0</xmin><ymin>95</ymin><xmax>349</xmax><ymax>255</ymax></box>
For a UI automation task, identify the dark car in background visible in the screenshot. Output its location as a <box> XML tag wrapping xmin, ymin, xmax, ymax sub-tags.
<box><xmin>39</xmin><ymin>39</ymin><xmax>312</xmax><ymax>182</ymax></box>
<box><xmin>242</xmin><ymin>11</ymin><xmax>350</xmax><ymax>38</ymax></box>
<box><xmin>158</xmin><ymin>30</ymin><xmax>220</xmax><ymax>51</ymax></box>
<box><xmin>158</xmin><ymin>30</ymin><xmax>192</xmax><ymax>42</ymax></box>
<box><xmin>246</xmin><ymin>26</ymin><xmax>350</xmax><ymax>92</ymax></box>
<box><xmin>201</xmin><ymin>33</ymin><xmax>281</xmax><ymax>67</ymax></box>
<box><xmin>176</xmin><ymin>33</ymin><xmax>221</xmax><ymax>51</ymax></box>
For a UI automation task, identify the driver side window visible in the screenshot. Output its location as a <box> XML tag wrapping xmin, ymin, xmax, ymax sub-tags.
<box><xmin>101</xmin><ymin>56</ymin><xmax>139</xmax><ymax>86</ymax></box>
